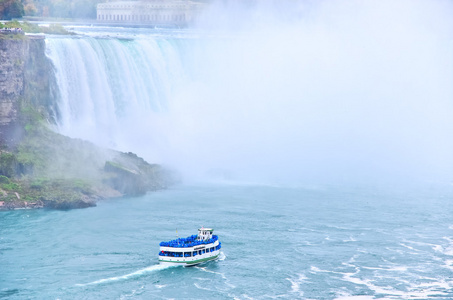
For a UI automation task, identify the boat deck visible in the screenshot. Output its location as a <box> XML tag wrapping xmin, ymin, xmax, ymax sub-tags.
<box><xmin>159</xmin><ymin>228</ymin><xmax>221</xmax><ymax>266</ymax></box>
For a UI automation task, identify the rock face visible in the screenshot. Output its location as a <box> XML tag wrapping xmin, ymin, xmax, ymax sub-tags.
<box><xmin>104</xmin><ymin>152</ymin><xmax>175</xmax><ymax>196</ymax></box>
<box><xmin>0</xmin><ymin>35</ymin><xmax>56</xmax><ymax>148</ymax></box>
<box><xmin>0</xmin><ymin>34</ymin><xmax>179</xmax><ymax>210</ymax></box>
<box><xmin>0</xmin><ymin>38</ymin><xmax>26</xmax><ymax>144</ymax></box>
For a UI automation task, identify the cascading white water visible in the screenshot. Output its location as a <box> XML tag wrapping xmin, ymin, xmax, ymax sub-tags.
<box><xmin>45</xmin><ymin>0</ymin><xmax>453</xmax><ymax>185</ymax></box>
<box><xmin>46</xmin><ymin>37</ymin><xmax>185</xmax><ymax>151</ymax></box>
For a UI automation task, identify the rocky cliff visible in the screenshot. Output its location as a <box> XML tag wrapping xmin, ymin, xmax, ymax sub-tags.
<box><xmin>0</xmin><ymin>34</ymin><xmax>178</xmax><ymax>210</ymax></box>
<box><xmin>0</xmin><ymin>35</ymin><xmax>56</xmax><ymax>148</ymax></box>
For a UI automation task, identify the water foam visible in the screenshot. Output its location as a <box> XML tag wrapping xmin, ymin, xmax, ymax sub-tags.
<box><xmin>335</xmin><ymin>251</ymin><xmax>453</xmax><ymax>299</ymax></box>
<box><xmin>334</xmin><ymin>296</ymin><xmax>376</xmax><ymax>300</ymax></box>
<box><xmin>196</xmin><ymin>260</ymin><xmax>235</xmax><ymax>289</ymax></box>
<box><xmin>76</xmin><ymin>264</ymin><xmax>174</xmax><ymax>287</ymax></box>
<box><xmin>286</xmin><ymin>273</ymin><xmax>306</xmax><ymax>298</ymax></box>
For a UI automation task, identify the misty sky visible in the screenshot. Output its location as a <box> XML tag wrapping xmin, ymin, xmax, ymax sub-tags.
<box><xmin>161</xmin><ymin>0</ymin><xmax>453</xmax><ymax>185</ymax></box>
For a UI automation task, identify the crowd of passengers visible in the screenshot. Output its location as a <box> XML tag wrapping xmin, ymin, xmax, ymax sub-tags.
<box><xmin>159</xmin><ymin>243</ymin><xmax>221</xmax><ymax>257</ymax></box>
<box><xmin>0</xmin><ymin>28</ymin><xmax>24</xmax><ymax>34</ymax></box>
<box><xmin>159</xmin><ymin>234</ymin><xmax>219</xmax><ymax>248</ymax></box>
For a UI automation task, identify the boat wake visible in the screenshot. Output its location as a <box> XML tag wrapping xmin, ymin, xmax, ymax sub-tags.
<box><xmin>76</xmin><ymin>264</ymin><xmax>175</xmax><ymax>287</ymax></box>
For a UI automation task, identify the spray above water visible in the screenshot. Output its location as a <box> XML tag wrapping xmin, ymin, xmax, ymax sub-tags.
<box><xmin>46</xmin><ymin>0</ymin><xmax>453</xmax><ymax>186</ymax></box>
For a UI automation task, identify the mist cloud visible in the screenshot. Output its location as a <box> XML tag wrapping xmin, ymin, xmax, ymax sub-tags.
<box><xmin>158</xmin><ymin>0</ymin><xmax>453</xmax><ymax>185</ymax></box>
<box><xmin>48</xmin><ymin>0</ymin><xmax>453</xmax><ymax>187</ymax></box>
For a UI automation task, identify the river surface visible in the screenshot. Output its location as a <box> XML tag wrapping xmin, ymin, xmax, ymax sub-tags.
<box><xmin>2</xmin><ymin>183</ymin><xmax>453</xmax><ymax>299</ymax></box>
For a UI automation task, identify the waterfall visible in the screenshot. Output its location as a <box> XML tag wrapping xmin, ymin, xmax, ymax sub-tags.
<box><xmin>45</xmin><ymin>0</ymin><xmax>453</xmax><ymax>185</ymax></box>
<box><xmin>45</xmin><ymin>36</ymin><xmax>186</xmax><ymax>154</ymax></box>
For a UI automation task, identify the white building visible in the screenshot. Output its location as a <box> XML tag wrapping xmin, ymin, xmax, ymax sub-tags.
<box><xmin>97</xmin><ymin>0</ymin><xmax>203</xmax><ymax>26</ymax></box>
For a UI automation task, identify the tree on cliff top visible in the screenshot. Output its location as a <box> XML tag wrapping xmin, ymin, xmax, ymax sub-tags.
<box><xmin>21</xmin><ymin>0</ymin><xmax>101</xmax><ymax>19</ymax></box>
<box><xmin>0</xmin><ymin>0</ymin><xmax>24</xmax><ymax>20</ymax></box>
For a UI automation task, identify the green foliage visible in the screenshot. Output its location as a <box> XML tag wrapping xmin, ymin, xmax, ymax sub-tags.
<box><xmin>0</xmin><ymin>152</ymin><xmax>17</xmax><ymax>178</ymax></box>
<box><xmin>16</xmin><ymin>149</ymin><xmax>38</xmax><ymax>173</ymax></box>
<box><xmin>73</xmin><ymin>179</ymin><xmax>91</xmax><ymax>191</ymax></box>
<box><xmin>0</xmin><ymin>99</ymin><xmax>174</xmax><ymax>208</ymax></box>
<box><xmin>24</xmin><ymin>1</ymin><xmax>37</xmax><ymax>16</ymax></box>
<box><xmin>23</xmin><ymin>0</ymin><xmax>102</xmax><ymax>19</ymax></box>
<box><xmin>14</xmin><ymin>105</ymin><xmax>49</xmax><ymax>176</ymax></box>
<box><xmin>20</xmin><ymin>102</ymin><xmax>44</xmax><ymax>125</ymax></box>
<box><xmin>45</xmin><ymin>23</ymin><xmax>72</xmax><ymax>34</ymax></box>
<box><xmin>24</xmin><ymin>124</ymin><xmax>33</xmax><ymax>132</ymax></box>
<box><xmin>0</xmin><ymin>175</ymin><xmax>11</xmax><ymax>184</ymax></box>
<box><xmin>30</xmin><ymin>177</ymin><xmax>46</xmax><ymax>189</ymax></box>
<box><xmin>0</xmin><ymin>176</ymin><xmax>96</xmax><ymax>207</ymax></box>
<box><xmin>14</xmin><ymin>58</ymin><xmax>23</xmax><ymax>67</ymax></box>
<box><xmin>30</xmin><ymin>177</ymin><xmax>92</xmax><ymax>193</ymax></box>
<box><xmin>105</xmin><ymin>160</ymin><xmax>126</xmax><ymax>172</ymax></box>
<box><xmin>2</xmin><ymin>20</ymin><xmax>73</xmax><ymax>35</ymax></box>
<box><xmin>0</xmin><ymin>0</ymin><xmax>24</xmax><ymax>20</ymax></box>
<box><xmin>0</xmin><ymin>179</ymin><xmax>20</xmax><ymax>191</ymax></box>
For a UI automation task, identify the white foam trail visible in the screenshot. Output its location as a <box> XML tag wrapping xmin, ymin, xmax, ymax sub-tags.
<box><xmin>432</xmin><ymin>242</ymin><xmax>453</xmax><ymax>256</ymax></box>
<box><xmin>335</xmin><ymin>296</ymin><xmax>376</xmax><ymax>300</ymax></box>
<box><xmin>194</xmin><ymin>282</ymin><xmax>213</xmax><ymax>292</ymax></box>
<box><xmin>119</xmin><ymin>285</ymin><xmax>145</xmax><ymax>299</ymax></box>
<box><xmin>310</xmin><ymin>266</ymin><xmax>345</xmax><ymax>274</ymax></box>
<box><xmin>341</xmin><ymin>270</ymin><xmax>452</xmax><ymax>299</ymax></box>
<box><xmin>343</xmin><ymin>236</ymin><xmax>357</xmax><ymax>242</ymax></box>
<box><xmin>76</xmin><ymin>264</ymin><xmax>174</xmax><ymax>287</ymax></box>
<box><xmin>196</xmin><ymin>261</ymin><xmax>235</xmax><ymax>289</ymax></box>
<box><xmin>442</xmin><ymin>237</ymin><xmax>453</xmax><ymax>255</ymax></box>
<box><xmin>399</xmin><ymin>243</ymin><xmax>418</xmax><ymax>251</ymax></box>
<box><xmin>286</xmin><ymin>274</ymin><xmax>306</xmax><ymax>298</ymax></box>
<box><xmin>155</xmin><ymin>284</ymin><xmax>166</xmax><ymax>289</ymax></box>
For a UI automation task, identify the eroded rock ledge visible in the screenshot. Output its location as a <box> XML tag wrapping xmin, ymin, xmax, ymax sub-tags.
<box><xmin>0</xmin><ymin>127</ymin><xmax>178</xmax><ymax>210</ymax></box>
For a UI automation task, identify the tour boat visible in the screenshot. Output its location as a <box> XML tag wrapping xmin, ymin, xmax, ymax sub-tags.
<box><xmin>158</xmin><ymin>228</ymin><xmax>221</xmax><ymax>266</ymax></box>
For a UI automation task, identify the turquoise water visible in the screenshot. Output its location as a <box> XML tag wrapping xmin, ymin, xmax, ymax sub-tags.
<box><xmin>2</xmin><ymin>184</ymin><xmax>453</xmax><ymax>299</ymax></box>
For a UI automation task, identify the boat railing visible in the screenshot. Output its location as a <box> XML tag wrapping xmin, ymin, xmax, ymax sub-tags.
<box><xmin>158</xmin><ymin>242</ymin><xmax>221</xmax><ymax>257</ymax></box>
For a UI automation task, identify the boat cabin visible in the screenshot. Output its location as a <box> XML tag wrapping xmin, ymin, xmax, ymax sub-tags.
<box><xmin>197</xmin><ymin>228</ymin><xmax>213</xmax><ymax>241</ymax></box>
